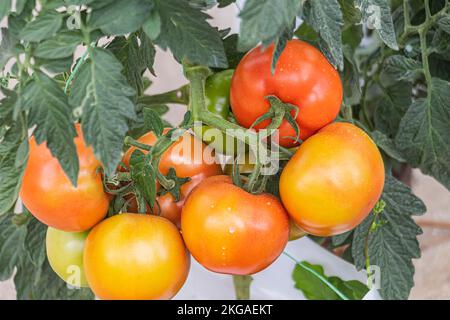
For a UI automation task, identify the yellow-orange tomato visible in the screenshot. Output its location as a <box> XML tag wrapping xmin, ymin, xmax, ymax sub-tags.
<box><xmin>279</xmin><ymin>122</ymin><xmax>385</xmax><ymax>236</ymax></box>
<box><xmin>20</xmin><ymin>124</ymin><xmax>109</xmax><ymax>232</ymax></box>
<box><xmin>123</xmin><ymin>130</ymin><xmax>222</xmax><ymax>227</ymax></box>
<box><xmin>84</xmin><ymin>213</ymin><xmax>190</xmax><ymax>300</ymax></box>
<box><xmin>181</xmin><ymin>175</ymin><xmax>289</xmax><ymax>275</ymax></box>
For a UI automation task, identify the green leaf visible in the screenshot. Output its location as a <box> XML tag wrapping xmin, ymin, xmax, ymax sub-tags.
<box><xmin>438</xmin><ymin>16</ymin><xmax>450</xmax><ymax>34</ymax></box>
<box><xmin>342</xmin><ymin>24</ymin><xmax>363</xmax><ymax>49</ymax></box>
<box><xmin>238</xmin><ymin>0</ymin><xmax>300</xmax><ymax>50</ymax></box>
<box><xmin>15</xmin><ymin>254</ymin><xmax>94</xmax><ymax>300</ymax></box>
<box><xmin>352</xmin><ymin>175</ymin><xmax>426</xmax><ymax>299</ymax></box>
<box><xmin>219</xmin><ymin>34</ymin><xmax>245</xmax><ymax>70</ymax></box>
<box><xmin>0</xmin><ymin>213</ymin><xmax>27</xmax><ymax>280</ymax></box>
<box><xmin>35</xmin><ymin>56</ymin><xmax>73</xmax><ymax>74</ymax></box>
<box><xmin>342</xmin><ymin>45</ymin><xmax>361</xmax><ymax>106</ymax></box>
<box><xmin>19</xmin><ymin>11</ymin><xmax>63</xmax><ymax>42</ymax></box>
<box><xmin>355</xmin><ymin>0</ymin><xmax>398</xmax><ymax>50</ymax></box>
<box><xmin>0</xmin><ymin>28</ymin><xmax>16</xmax><ymax>70</ymax></box>
<box><xmin>383</xmin><ymin>55</ymin><xmax>422</xmax><ymax>81</ymax></box>
<box><xmin>41</xmin><ymin>0</ymin><xmax>68</xmax><ymax>9</ymax></box>
<box><xmin>65</xmin><ymin>0</ymin><xmax>95</xmax><ymax>4</ymax></box>
<box><xmin>271</xmin><ymin>24</ymin><xmax>294</xmax><ymax>73</ymax></box>
<box><xmin>22</xmin><ymin>71</ymin><xmax>79</xmax><ymax>186</ymax></box>
<box><xmin>142</xmin><ymin>9</ymin><xmax>161</xmax><ymax>41</ymax></box>
<box><xmin>7</xmin><ymin>214</ymin><xmax>95</xmax><ymax>300</ymax></box>
<box><xmin>69</xmin><ymin>47</ymin><xmax>136</xmax><ymax>177</ymax></box>
<box><xmin>0</xmin><ymin>0</ymin><xmax>11</xmax><ymax>20</ymax></box>
<box><xmin>0</xmin><ymin>123</ymin><xmax>27</xmax><ymax>216</ymax></box>
<box><xmin>155</xmin><ymin>0</ymin><xmax>227</xmax><ymax>68</ymax></box>
<box><xmin>143</xmin><ymin>108</ymin><xmax>164</xmax><ymax>137</ymax></box>
<box><xmin>189</xmin><ymin>0</ymin><xmax>216</xmax><ymax>9</ymax></box>
<box><xmin>331</xmin><ymin>231</ymin><xmax>353</xmax><ymax>247</ymax></box>
<box><xmin>395</xmin><ymin>78</ymin><xmax>450</xmax><ymax>190</ymax></box>
<box><xmin>218</xmin><ymin>0</ymin><xmax>235</xmax><ymax>8</ymax></box>
<box><xmin>293</xmin><ymin>261</ymin><xmax>369</xmax><ymax>300</ymax></box>
<box><xmin>15</xmin><ymin>138</ymin><xmax>29</xmax><ymax>168</ymax></box>
<box><xmin>24</xmin><ymin>217</ymin><xmax>47</xmax><ymax>268</ymax></box>
<box><xmin>107</xmin><ymin>33</ymin><xmax>154</xmax><ymax>96</ymax></box>
<box><xmin>129</xmin><ymin>150</ymin><xmax>157</xmax><ymax>209</ymax></box>
<box><xmin>303</xmin><ymin>0</ymin><xmax>344</xmax><ymax>70</ymax></box>
<box><xmin>429</xmin><ymin>56</ymin><xmax>450</xmax><ymax>81</ymax></box>
<box><xmin>89</xmin><ymin>0</ymin><xmax>153</xmax><ymax>36</ymax></box>
<box><xmin>370</xmin><ymin>130</ymin><xmax>405</xmax><ymax>162</ymax></box>
<box><xmin>339</xmin><ymin>0</ymin><xmax>362</xmax><ymax>29</ymax></box>
<box><xmin>294</xmin><ymin>22</ymin><xmax>319</xmax><ymax>43</ymax></box>
<box><xmin>140</xmin><ymin>33</ymin><xmax>156</xmax><ymax>76</ymax></box>
<box><xmin>34</xmin><ymin>30</ymin><xmax>82</xmax><ymax>59</ymax></box>
<box><xmin>15</xmin><ymin>0</ymin><xmax>29</xmax><ymax>14</ymax></box>
<box><xmin>374</xmin><ymin>81</ymin><xmax>412</xmax><ymax>138</ymax></box>
<box><xmin>430</xmin><ymin>28</ymin><xmax>450</xmax><ymax>56</ymax></box>
<box><xmin>0</xmin><ymin>86</ymin><xmax>15</xmax><ymax>128</ymax></box>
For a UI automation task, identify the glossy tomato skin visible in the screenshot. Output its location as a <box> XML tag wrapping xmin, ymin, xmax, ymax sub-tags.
<box><xmin>84</xmin><ymin>213</ymin><xmax>190</xmax><ymax>300</ymax></box>
<box><xmin>205</xmin><ymin>69</ymin><xmax>233</xmax><ymax>119</ymax></box>
<box><xmin>230</xmin><ymin>39</ymin><xmax>343</xmax><ymax>147</ymax></box>
<box><xmin>20</xmin><ymin>125</ymin><xmax>109</xmax><ymax>232</ymax></box>
<box><xmin>46</xmin><ymin>227</ymin><xmax>89</xmax><ymax>287</ymax></box>
<box><xmin>181</xmin><ymin>175</ymin><xmax>289</xmax><ymax>275</ymax></box>
<box><xmin>123</xmin><ymin>130</ymin><xmax>222</xmax><ymax>227</ymax></box>
<box><xmin>280</xmin><ymin>122</ymin><xmax>385</xmax><ymax>236</ymax></box>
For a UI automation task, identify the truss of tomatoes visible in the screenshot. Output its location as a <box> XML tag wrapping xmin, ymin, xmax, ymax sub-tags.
<box><xmin>20</xmin><ymin>40</ymin><xmax>385</xmax><ymax>300</ymax></box>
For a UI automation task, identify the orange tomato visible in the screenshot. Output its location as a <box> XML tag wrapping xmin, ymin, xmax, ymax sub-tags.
<box><xmin>84</xmin><ymin>213</ymin><xmax>190</xmax><ymax>300</ymax></box>
<box><xmin>279</xmin><ymin>122</ymin><xmax>385</xmax><ymax>236</ymax></box>
<box><xmin>122</xmin><ymin>130</ymin><xmax>222</xmax><ymax>227</ymax></box>
<box><xmin>20</xmin><ymin>124</ymin><xmax>109</xmax><ymax>232</ymax></box>
<box><xmin>181</xmin><ymin>175</ymin><xmax>289</xmax><ymax>275</ymax></box>
<box><xmin>230</xmin><ymin>39</ymin><xmax>343</xmax><ymax>147</ymax></box>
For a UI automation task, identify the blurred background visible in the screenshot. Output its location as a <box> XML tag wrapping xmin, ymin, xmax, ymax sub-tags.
<box><xmin>0</xmin><ymin>2</ymin><xmax>449</xmax><ymax>300</ymax></box>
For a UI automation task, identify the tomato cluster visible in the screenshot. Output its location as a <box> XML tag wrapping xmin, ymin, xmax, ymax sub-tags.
<box><xmin>20</xmin><ymin>40</ymin><xmax>384</xmax><ymax>300</ymax></box>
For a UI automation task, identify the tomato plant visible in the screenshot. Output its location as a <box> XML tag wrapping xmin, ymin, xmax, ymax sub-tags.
<box><xmin>0</xmin><ymin>0</ymin><xmax>448</xmax><ymax>301</ymax></box>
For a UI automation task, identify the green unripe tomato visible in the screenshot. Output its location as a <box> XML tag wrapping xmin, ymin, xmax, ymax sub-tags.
<box><xmin>46</xmin><ymin>227</ymin><xmax>89</xmax><ymax>288</ymax></box>
<box><xmin>204</xmin><ymin>69</ymin><xmax>233</xmax><ymax>119</ymax></box>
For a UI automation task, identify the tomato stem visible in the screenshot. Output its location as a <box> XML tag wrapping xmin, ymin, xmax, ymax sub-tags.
<box><xmin>124</xmin><ymin>136</ymin><xmax>152</xmax><ymax>151</ymax></box>
<box><xmin>137</xmin><ymin>85</ymin><xmax>190</xmax><ymax>105</ymax></box>
<box><xmin>64</xmin><ymin>45</ymin><xmax>90</xmax><ymax>94</ymax></box>
<box><xmin>183</xmin><ymin>64</ymin><xmax>292</xmax><ymax>195</ymax></box>
<box><xmin>244</xmin><ymin>161</ymin><xmax>261</xmax><ymax>193</ymax></box>
<box><xmin>232</xmin><ymin>275</ymin><xmax>253</xmax><ymax>300</ymax></box>
<box><xmin>156</xmin><ymin>171</ymin><xmax>176</xmax><ymax>190</ymax></box>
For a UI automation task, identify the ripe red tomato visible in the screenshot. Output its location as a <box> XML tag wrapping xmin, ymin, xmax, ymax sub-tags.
<box><xmin>280</xmin><ymin>122</ymin><xmax>385</xmax><ymax>236</ymax></box>
<box><xmin>230</xmin><ymin>39</ymin><xmax>343</xmax><ymax>147</ymax></box>
<box><xmin>46</xmin><ymin>227</ymin><xmax>89</xmax><ymax>287</ymax></box>
<box><xmin>181</xmin><ymin>175</ymin><xmax>289</xmax><ymax>275</ymax></box>
<box><xmin>20</xmin><ymin>124</ymin><xmax>109</xmax><ymax>232</ymax></box>
<box><xmin>122</xmin><ymin>130</ymin><xmax>223</xmax><ymax>227</ymax></box>
<box><xmin>84</xmin><ymin>213</ymin><xmax>190</xmax><ymax>300</ymax></box>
